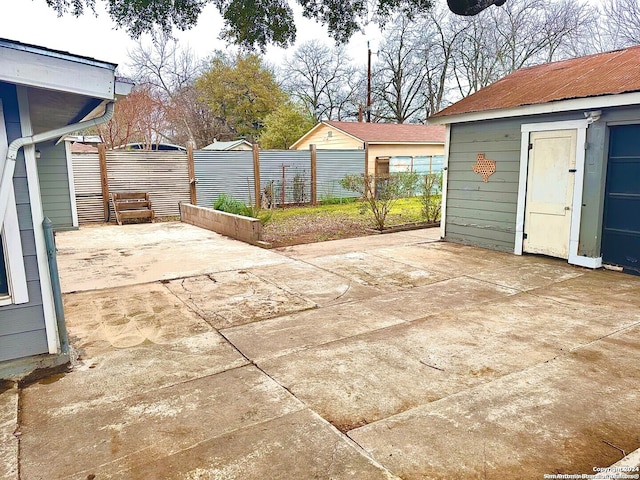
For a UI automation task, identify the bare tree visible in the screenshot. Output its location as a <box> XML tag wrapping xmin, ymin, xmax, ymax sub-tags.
<box><xmin>450</xmin><ymin>0</ymin><xmax>599</xmax><ymax>97</ymax></box>
<box><xmin>601</xmin><ymin>0</ymin><xmax>640</xmax><ymax>48</ymax></box>
<box><xmin>372</xmin><ymin>14</ymin><xmax>429</xmax><ymax>123</ymax></box>
<box><xmin>281</xmin><ymin>40</ymin><xmax>361</xmax><ymax>121</ymax></box>
<box><xmin>127</xmin><ymin>29</ymin><xmax>224</xmax><ymax>147</ymax></box>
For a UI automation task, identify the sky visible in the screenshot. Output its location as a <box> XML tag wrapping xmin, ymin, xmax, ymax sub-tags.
<box><xmin>1</xmin><ymin>1</ymin><xmax>381</xmax><ymax>75</ymax></box>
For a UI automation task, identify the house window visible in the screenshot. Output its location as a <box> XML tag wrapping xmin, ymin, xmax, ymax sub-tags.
<box><xmin>0</xmin><ymin>235</ymin><xmax>8</xmax><ymax>296</ymax></box>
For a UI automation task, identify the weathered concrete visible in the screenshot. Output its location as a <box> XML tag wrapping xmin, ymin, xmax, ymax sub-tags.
<box><xmin>164</xmin><ymin>271</ymin><xmax>316</xmax><ymax>329</ymax></box>
<box><xmin>348</xmin><ymin>324</ymin><xmax>640</xmax><ymax>479</ymax></box>
<box><xmin>0</xmin><ymin>382</ymin><xmax>18</xmax><ymax>480</ymax></box>
<box><xmin>55</xmin><ymin>222</ymin><xmax>289</xmax><ymax>292</ymax></box>
<box><xmin>12</xmin><ymin>222</ymin><xmax>639</xmax><ymax>479</ymax></box>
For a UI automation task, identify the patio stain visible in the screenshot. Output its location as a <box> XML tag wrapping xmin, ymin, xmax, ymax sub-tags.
<box><xmin>165</xmin><ymin>271</ymin><xmax>317</xmax><ymax>330</ymax></box>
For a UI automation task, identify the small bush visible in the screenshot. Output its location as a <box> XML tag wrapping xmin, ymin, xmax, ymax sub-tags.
<box><xmin>420</xmin><ymin>172</ymin><xmax>443</xmax><ymax>223</ymax></box>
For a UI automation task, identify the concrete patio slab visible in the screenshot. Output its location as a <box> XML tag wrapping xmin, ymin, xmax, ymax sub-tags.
<box><xmin>63</xmin><ymin>282</ymin><xmax>212</xmax><ymax>357</ymax></box>
<box><xmin>221</xmin><ymin>300</ymin><xmax>406</xmax><ymax>362</ymax></box>
<box><xmin>0</xmin><ymin>382</ymin><xmax>18</xmax><ymax>480</ymax></box>
<box><xmin>248</xmin><ymin>262</ymin><xmax>380</xmax><ymax>307</ymax></box>
<box><xmin>23</xmin><ymin>330</ymin><xmax>249</xmax><ymax>416</ymax></box>
<box><xmin>93</xmin><ymin>409</ymin><xmax>398</xmax><ymax>480</ymax></box>
<box><xmin>348</xmin><ymin>323</ymin><xmax>640</xmax><ymax>479</ymax></box>
<box><xmin>56</xmin><ymin>222</ymin><xmax>289</xmax><ymax>293</ymax></box>
<box><xmin>364</xmin><ymin>276</ymin><xmax>519</xmax><ymax>321</ymax></box>
<box><xmin>11</xmin><ymin>222</ymin><xmax>638</xmax><ymax>478</ymax></box>
<box><xmin>164</xmin><ymin>271</ymin><xmax>317</xmax><ymax>329</ymax></box>
<box><xmin>20</xmin><ymin>366</ymin><xmax>305</xmax><ymax>479</ymax></box>
<box><xmin>303</xmin><ymin>251</ymin><xmax>449</xmax><ymax>291</ymax></box>
<box><xmin>274</xmin><ymin>228</ymin><xmax>440</xmax><ymax>259</ymax></box>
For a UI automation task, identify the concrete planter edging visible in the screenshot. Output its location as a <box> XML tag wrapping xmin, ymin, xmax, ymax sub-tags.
<box><xmin>179</xmin><ymin>203</ymin><xmax>265</xmax><ymax>246</ymax></box>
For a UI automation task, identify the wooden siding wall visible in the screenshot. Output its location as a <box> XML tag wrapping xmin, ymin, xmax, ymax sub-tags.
<box><xmin>37</xmin><ymin>140</ymin><xmax>73</xmax><ymax>230</ymax></box>
<box><xmin>445</xmin><ymin>112</ymin><xmax>588</xmax><ymax>252</ymax></box>
<box><xmin>0</xmin><ymin>81</ymin><xmax>48</xmax><ymax>362</ymax></box>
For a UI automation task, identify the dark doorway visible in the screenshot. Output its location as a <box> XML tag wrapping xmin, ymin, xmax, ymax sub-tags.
<box><xmin>602</xmin><ymin>125</ymin><xmax>640</xmax><ymax>275</ymax></box>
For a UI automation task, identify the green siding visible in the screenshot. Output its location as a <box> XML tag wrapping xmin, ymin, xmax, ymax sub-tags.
<box><xmin>445</xmin><ymin>118</ymin><xmax>523</xmax><ymax>252</ymax></box>
<box><xmin>446</xmin><ymin>106</ymin><xmax>640</xmax><ymax>257</ymax></box>
<box><xmin>445</xmin><ymin>112</ymin><xmax>582</xmax><ymax>252</ymax></box>
<box><xmin>0</xmin><ymin>81</ymin><xmax>48</xmax><ymax>363</ymax></box>
<box><xmin>37</xmin><ymin>140</ymin><xmax>74</xmax><ymax>230</ymax></box>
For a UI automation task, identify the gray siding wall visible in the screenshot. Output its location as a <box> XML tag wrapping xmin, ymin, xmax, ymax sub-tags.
<box><xmin>445</xmin><ymin>112</ymin><xmax>583</xmax><ymax>252</ymax></box>
<box><xmin>0</xmin><ymin>82</ymin><xmax>48</xmax><ymax>362</ymax></box>
<box><xmin>37</xmin><ymin>140</ymin><xmax>74</xmax><ymax>230</ymax></box>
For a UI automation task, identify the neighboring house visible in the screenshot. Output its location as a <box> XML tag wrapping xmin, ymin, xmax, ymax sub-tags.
<box><xmin>290</xmin><ymin>121</ymin><xmax>446</xmax><ymax>177</ymax></box>
<box><xmin>114</xmin><ymin>142</ymin><xmax>186</xmax><ymax>151</ymax></box>
<box><xmin>0</xmin><ymin>38</ymin><xmax>130</xmax><ymax>377</ymax></box>
<box><xmin>202</xmin><ymin>139</ymin><xmax>253</xmax><ymax>151</ymax></box>
<box><xmin>429</xmin><ymin>46</ymin><xmax>640</xmax><ymax>274</ymax></box>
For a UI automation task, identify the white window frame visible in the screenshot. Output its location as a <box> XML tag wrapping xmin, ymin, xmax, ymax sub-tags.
<box><xmin>0</xmin><ymin>99</ymin><xmax>29</xmax><ymax>306</ymax></box>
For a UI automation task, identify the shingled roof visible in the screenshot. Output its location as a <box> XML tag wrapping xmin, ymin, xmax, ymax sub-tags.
<box><xmin>431</xmin><ymin>45</ymin><xmax>640</xmax><ymax>120</ymax></box>
<box><xmin>324</xmin><ymin>121</ymin><xmax>445</xmax><ymax>143</ymax></box>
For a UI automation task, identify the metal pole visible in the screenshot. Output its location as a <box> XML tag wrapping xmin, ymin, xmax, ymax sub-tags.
<box><xmin>43</xmin><ymin>218</ymin><xmax>69</xmax><ymax>354</ymax></box>
<box><xmin>367</xmin><ymin>42</ymin><xmax>372</xmax><ymax>123</ymax></box>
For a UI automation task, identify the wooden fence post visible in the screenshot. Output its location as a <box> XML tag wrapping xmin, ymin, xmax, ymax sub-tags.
<box><xmin>98</xmin><ymin>143</ymin><xmax>110</xmax><ymax>221</ymax></box>
<box><xmin>253</xmin><ymin>144</ymin><xmax>261</xmax><ymax>209</ymax></box>
<box><xmin>187</xmin><ymin>142</ymin><xmax>197</xmax><ymax>205</ymax></box>
<box><xmin>310</xmin><ymin>144</ymin><xmax>317</xmax><ymax>205</ymax></box>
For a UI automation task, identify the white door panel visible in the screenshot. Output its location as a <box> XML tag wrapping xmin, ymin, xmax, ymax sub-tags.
<box><xmin>524</xmin><ymin>129</ymin><xmax>577</xmax><ymax>259</ymax></box>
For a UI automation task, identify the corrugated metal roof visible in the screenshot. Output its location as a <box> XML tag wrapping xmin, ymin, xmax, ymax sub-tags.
<box><xmin>432</xmin><ymin>45</ymin><xmax>640</xmax><ymax>119</ymax></box>
<box><xmin>324</xmin><ymin>121</ymin><xmax>446</xmax><ymax>143</ymax></box>
<box><xmin>202</xmin><ymin>140</ymin><xmax>253</xmax><ymax>150</ymax></box>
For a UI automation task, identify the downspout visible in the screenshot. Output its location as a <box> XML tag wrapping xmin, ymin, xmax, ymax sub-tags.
<box><xmin>0</xmin><ymin>100</ymin><xmax>114</xmax><ymax>355</ymax></box>
<box><xmin>0</xmin><ymin>101</ymin><xmax>115</xmax><ymax>229</ymax></box>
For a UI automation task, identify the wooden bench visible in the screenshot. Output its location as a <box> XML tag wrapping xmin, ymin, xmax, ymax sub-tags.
<box><xmin>111</xmin><ymin>192</ymin><xmax>155</xmax><ymax>225</ymax></box>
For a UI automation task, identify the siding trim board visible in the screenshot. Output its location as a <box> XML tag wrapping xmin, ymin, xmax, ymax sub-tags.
<box><xmin>17</xmin><ymin>86</ymin><xmax>60</xmax><ymax>354</ymax></box>
<box><xmin>516</xmin><ymin>119</ymin><xmax>602</xmax><ymax>269</ymax></box>
<box><xmin>440</xmin><ymin>125</ymin><xmax>451</xmax><ymax>239</ymax></box>
<box><xmin>0</xmin><ymin>98</ymin><xmax>28</xmax><ymax>306</ymax></box>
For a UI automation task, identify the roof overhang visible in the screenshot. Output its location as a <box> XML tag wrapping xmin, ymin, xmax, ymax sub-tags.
<box><xmin>290</xmin><ymin>121</ymin><xmax>364</xmax><ymax>149</ymax></box>
<box><xmin>0</xmin><ymin>40</ymin><xmax>117</xmax><ymax>100</ymax></box>
<box><xmin>428</xmin><ymin>91</ymin><xmax>640</xmax><ymax>125</ymax></box>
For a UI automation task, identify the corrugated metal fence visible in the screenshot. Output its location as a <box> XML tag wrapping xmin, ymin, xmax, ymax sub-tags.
<box><xmin>72</xmin><ymin>147</ymin><xmax>366</xmax><ymax>224</ymax></box>
<box><xmin>71</xmin><ymin>152</ymin><xmax>103</xmax><ymax>224</ymax></box>
<box><xmin>105</xmin><ymin>150</ymin><xmax>190</xmax><ymax>218</ymax></box>
<box><xmin>71</xmin><ymin>150</ymin><xmax>190</xmax><ymax>223</ymax></box>
<box><xmin>194</xmin><ymin>149</ymin><xmax>365</xmax><ymax>209</ymax></box>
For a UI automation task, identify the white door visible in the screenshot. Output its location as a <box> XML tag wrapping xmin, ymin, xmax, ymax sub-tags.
<box><xmin>523</xmin><ymin>129</ymin><xmax>577</xmax><ymax>259</ymax></box>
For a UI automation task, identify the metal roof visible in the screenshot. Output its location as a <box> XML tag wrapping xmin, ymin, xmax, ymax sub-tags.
<box><xmin>431</xmin><ymin>45</ymin><xmax>640</xmax><ymax>119</ymax></box>
<box><xmin>323</xmin><ymin>121</ymin><xmax>446</xmax><ymax>143</ymax></box>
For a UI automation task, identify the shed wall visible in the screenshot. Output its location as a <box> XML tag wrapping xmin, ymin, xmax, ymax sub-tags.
<box><xmin>0</xmin><ymin>81</ymin><xmax>48</xmax><ymax>362</ymax></box>
<box><xmin>445</xmin><ymin>112</ymin><xmax>580</xmax><ymax>252</ymax></box>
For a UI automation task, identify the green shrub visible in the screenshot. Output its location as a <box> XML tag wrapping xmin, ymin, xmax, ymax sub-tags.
<box><xmin>214</xmin><ymin>194</ymin><xmax>272</xmax><ymax>225</ymax></box>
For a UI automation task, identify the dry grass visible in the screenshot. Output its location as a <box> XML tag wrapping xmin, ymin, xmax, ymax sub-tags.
<box><xmin>262</xmin><ymin>197</ymin><xmax>426</xmax><ymax>247</ymax></box>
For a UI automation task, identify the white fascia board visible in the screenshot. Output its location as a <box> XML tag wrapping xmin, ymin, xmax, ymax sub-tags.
<box><xmin>0</xmin><ymin>47</ymin><xmax>115</xmax><ymax>100</ymax></box>
<box><xmin>428</xmin><ymin>91</ymin><xmax>640</xmax><ymax>125</ymax></box>
<box><xmin>367</xmin><ymin>141</ymin><xmax>446</xmax><ymax>146</ymax></box>
<box><xmin>289</xmin><ymin>122</ymin><xmax>326</xmax><ymax>150</ymax></box>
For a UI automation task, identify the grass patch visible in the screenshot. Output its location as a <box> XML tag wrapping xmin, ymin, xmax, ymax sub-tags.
<box><xmin>263</xmin><ymin>197</ymin><xmax>432</xmax><ymax>247</ymax></box>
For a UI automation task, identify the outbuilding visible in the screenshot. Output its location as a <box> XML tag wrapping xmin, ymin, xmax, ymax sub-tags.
<box><xmin>291</xmin><ymin>120</ymin><xmax>446</xmax><ymax>177</ymax></box>
<box><xmin>429</xmin><ymin>46</ymin><xmax>640</xmax><ymax>274</ymax></box>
